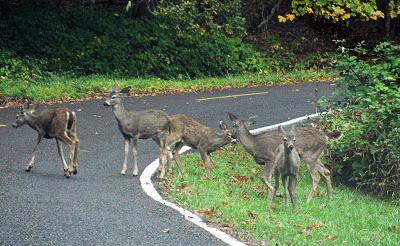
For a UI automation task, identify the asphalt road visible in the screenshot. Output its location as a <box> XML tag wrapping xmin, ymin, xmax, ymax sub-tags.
<box><xmin>0</xmin><ymin>82</ymin><xmax>335</xmax><ymax>245</ymax></box>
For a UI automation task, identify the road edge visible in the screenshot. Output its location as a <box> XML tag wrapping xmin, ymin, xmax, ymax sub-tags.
<box><xmin>140</xmin><ymin>112</ymin><xmax>322</xmax><ymax>246</ymax></box>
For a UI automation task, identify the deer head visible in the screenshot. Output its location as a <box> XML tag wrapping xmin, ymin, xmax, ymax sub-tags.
<box><xmin>104</xmin><ymin>84</ymin><xmax>122</xmax><ymax>107</ymax></box>
<box><xmin>227</xmin><ymin>112</ymin><xmax>257</xmax><ymax>140</ymax></box>
<box><xmin>12</xmin><ymin>101</ymin><xmax>36</xmax><ymax>128</ymax></box>
<box><xmin>278</xmin><ymin>125</ymin><xmax>296</xmax><ymax>151</ymax></box>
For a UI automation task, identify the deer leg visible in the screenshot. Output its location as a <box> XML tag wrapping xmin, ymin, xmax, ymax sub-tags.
<box><xmin>307</xmin><ymin>166</ymin><xmax>320</xmax><ymax>202</ymax></box>
<box><xmin>26</xmin><ymin>134</ymin><xmax>43</xmax><ymax>171</ymax></box>
<box><xmin>261</xmin><ymin>163</ymin><xmax>275</xmax><ymax>193</ymax></box>
<box><xmin>71</xmin><ymin>137</ymin><xmax>79</xmax><ymax>175</ymax></box>
<box><xmin>268</xmin><ymin>170</ymin><xmax>280</xmax><ymax>209</ymax></box>
<box><xmin>273</xmin><ymin>169</ymin><xmax>281</xmax><ymax>197</ymax></box>
<box><xmin>120</xmin><ymin>137</ymin><xmax>130</xmax><ymax>175</ymax></box>
<box><xmin>317</xmin><ymin>159</ymin><xmax>333</xmax><ymax>200</ymax></box>
<box><xmin>158</xmin><ymin>147</ymin><xmax>168</xmax><ymax>179</ymax></box>
<box><xmin>172</xmin><ymin>142</ymin><xmax>186</xmax><ymax>175</ymax></box>
<box><xmin>56</xmin><ymin>139</ymin><xmax>71</xmax><ymax>178</ymax></box>
<box><xmin>58</xmin><ymin>134</ymin><xmax>78</xmax><ymax>177</ymax></box>
<box><xmin>131</xmin><ymin>138</ymin><xmax>138</xmax><ymax>176</ymax></box>
<box><xmin>289</xmin><ymin>175</ymin><xmax>298</xmax><ymax>211</ymax></box>
<box><xmin>303</xmin><ymin>157</ymin><xmax>321</xmax><ymax>202</ymax></box>
<box><xmin>200</xmin><ymin>151</ymin><xmax>211</xmax><ymax>179</ymax></box>
<box><xmin>282</xmin><ymin>175</ymin><xmax>289</xmax><ymax>209</ymax></box>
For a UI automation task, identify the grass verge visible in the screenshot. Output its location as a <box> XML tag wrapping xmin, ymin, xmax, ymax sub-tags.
<box><xmin>160</xmin><ymin>145</ymin><xmax>400</xmax><ymax>245</ymax></box>
<box><xmin>0</xmin><ymin>70</ymin><xmax>335</xmax><ymax>106</ymax></box>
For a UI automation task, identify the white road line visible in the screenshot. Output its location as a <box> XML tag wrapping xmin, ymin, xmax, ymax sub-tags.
<box><xmin>140</xmin><ymin>112</ymin><xmax>322</xmax><ymax>245</ymax></box>
<box><xmin>196</xmin><ymin>91</ymin><xmax>269</xmax><ymax>102</ymax></box>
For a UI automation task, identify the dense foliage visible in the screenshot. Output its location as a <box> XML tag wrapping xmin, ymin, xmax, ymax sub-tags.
<box><xmin>279</xmin><ymin>0</ymin><xmax>399</xmax><ymax>22</ymax></box>
<box><xmin>320</xmin><ymin>42</ymin><xmax>400</xmax><ymax>198</ymax></box>
<box><xmin>155</xmin><ymin>0</ymin><xmax>246</xmax><ymax>37</ymax></box>
<box><xmin>0</xmin><ymin>6</ymin><xmax>263</xmax><ymax>81</ymax></box>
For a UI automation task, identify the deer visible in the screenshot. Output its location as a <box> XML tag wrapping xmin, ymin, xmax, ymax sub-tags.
<box><xmin>269</xmin><ymin>125</ymin><xmax>301</xmax><ymax>210</ymax></box>
<box><xmin>227</xmin><ymin>112</ymin><xmax>341</xmax><ymax>204</ymax></box>
<box><xmin>12</xmin><ymin>101</ymin><xmax>79</xmax><ymax>178</ymax></box>
<box><xmin>161</xmin><ymin>114</ymin><xmax>233</xmax><ymax>179</ymax></box>
<box><xmin>104</xmin><ymin>84</ymin><xmax>170</xmax><ymax>177</ymax></box>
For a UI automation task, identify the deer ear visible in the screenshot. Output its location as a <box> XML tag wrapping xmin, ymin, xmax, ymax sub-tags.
<box><xmin>219</xmin><ymin>121</ymin><xmax>227</xmax><ymax>131</ymax></box>
<box><xmin>22</xmin><ymin>100</ymin><xmax>30</xmax><ymax>110</ymax></box>
<box><xmin>248</xmin><ymin>116</ymin><xmax>257</xmax><ymax>125</ymax></box>
<box><xmin>112</xmin><ymin>83</ymin><xmax>120</xmax><ymax>93</ymax></box>
<box><xmin>228</xmin><ymin>112</ymin><xmax>238</xmax><ymax>121</ymax></box>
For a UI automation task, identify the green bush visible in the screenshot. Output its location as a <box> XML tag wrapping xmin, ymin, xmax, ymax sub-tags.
<box><xmin>320</xmin><ymin>42</ymin><xmax>400</xmax><ymax>198</ymax></box>
<box><xmin>0</xmin><ymin>6</ymin><xmax>262</xmax><ymax>80</ymax></box>
<box><xmin>0</xmin><ymin>48</ymin><xmax>48</xmax><ymax>81</ymax></box>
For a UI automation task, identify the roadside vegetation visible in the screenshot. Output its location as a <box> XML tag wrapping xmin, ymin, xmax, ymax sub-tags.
<box><xmin>319</xmin><ymin>41</ymin><xmax>400</xmax><ymax>199</ymax></box>
<box><xmin>160</xmin><ymin>145</ymin><xmax>399</xmax><ymax>245</ymax></box>
<box><xmin>1</xmin><ymin>1</ymin><xmax>398</xmax><ymax>105</ymax></box>
<box><xmin>160</xmin><ymin>41</ymin><xmax>400</xmax><ymax>244</ymax></box>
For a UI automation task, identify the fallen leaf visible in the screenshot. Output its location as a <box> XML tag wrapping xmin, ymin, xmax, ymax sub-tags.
<box><xmin>244</xmin><ymin>220</ymin><xmax>256</xmax><ymax>225</ymax></box>
<box><xmin>195</xmin><ymin>208</ymin><xmax>216</xmax><ymax>218</ymax></box>
<box><xmin>248</xmin><ymin>210</ymin><xmax>258</xmax><ymax>218</ymax></box>
<box><xmin>319</xmin><ymin>204</ymin><xmax>327</xmax><ymax>210</ymax></box>
<box><xmin>163</xmin><ymin>228</ymin><xmax>171</xmax><ymax>233</ymax></box>
<box><xmin>252</xmin><ymin>184</ymin><xmax>263</xmax><ymax>192</ymax></box>
<box><xmin>276</xmin><ymin>223</ymin><xmax>283</xmax><ymax>229</ymax></box>
<box><xmin>250</xmin><ymin>168</ymin><xmax>258</xmax><ymax>174</ymax></box>
<box><xmin>178</xmin><ymin>183</ymin><xmax>188</xmax><ymax>190</ymax></box>
<box><xmin>324</xmin><ymin>234</ymin><xmax>338</xmax><ymax>240</ymax></box>
<box><xmin>233</xmin><ymin>175</ymin><xmax>249</xmax><ymax>183</ymax></box>
<box><xmin>306</xmin><ymin>222</ymin><xmax>325</xmax><ymax>230</ymax></box>
<box><xmin>220</xmin><ymin>200</ymin><xmax>228</xmax><ymax>206</ymax></box>
<box><xmin>76</xmin><ymin>109</ymin><xmax>82</xmax><ymax>112</ymax></box>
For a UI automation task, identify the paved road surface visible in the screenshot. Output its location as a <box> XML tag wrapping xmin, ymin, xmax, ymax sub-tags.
<box><xmin>0</xmin><ymin>82</ymin><xmax>335</xmax><ymax>245</ymax></box>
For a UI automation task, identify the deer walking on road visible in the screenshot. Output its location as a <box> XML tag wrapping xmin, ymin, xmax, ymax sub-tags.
<box><xmin>12</xmin><ymin>101</ymin><xmax>79</xmax><ymax>178</ymax></box>
<box><xmin>104</xmin><ymin>84</ymin><xmax>170</xmax><ymax>177</ymax></box>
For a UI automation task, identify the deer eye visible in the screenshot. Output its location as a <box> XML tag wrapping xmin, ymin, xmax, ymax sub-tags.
<box><xmin>283</xmin><ymin>138</ymin><xmax>288</xmax><ymax>142</ymax></box>
<box><xmin>111</xmin><ymin>95</ymin><xmax>117</xmax><ymax>99</ymax></box>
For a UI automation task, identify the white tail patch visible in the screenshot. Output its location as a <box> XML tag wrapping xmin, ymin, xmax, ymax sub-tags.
<box><xmin>65</xmin><ymin>112</ymin><xmax>70</xmax><ymax>132</ymax></box>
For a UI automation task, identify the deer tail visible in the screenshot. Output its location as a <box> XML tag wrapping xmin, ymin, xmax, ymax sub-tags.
<box><xmin>67</xmin><ymin>111</ymin><xmax>76</xmax><ymax>130</ymax></box>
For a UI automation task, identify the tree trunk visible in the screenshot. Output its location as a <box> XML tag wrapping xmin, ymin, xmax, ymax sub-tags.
<box><xmin>133</xmin><ymin>0</ymin><xmax>157</xmax><ymax>18</ymax></box>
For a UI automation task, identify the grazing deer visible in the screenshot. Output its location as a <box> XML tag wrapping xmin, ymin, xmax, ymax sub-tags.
<box><xmin>162</xmin><ymin>114</ymin><xmax>233</xmax><ymax>179</ymax></box>
<box><xmin>269</xmin><ymin>125</ymin><xmax>301</xmax><ymax>210</ymax></box>
<box><xmin>227</xmin><ymin>112</ymin><xmax>340</xmax><ymax>203</ymax></box>
<box><xmin>12</xmin><ymin>101</ymin><xmax>79</xmax><ymax>178</ymax></box>
<box><xmin>104</xmin><ymin>84</ymin><xmax>170</xmax><ymax>177</ymax></box>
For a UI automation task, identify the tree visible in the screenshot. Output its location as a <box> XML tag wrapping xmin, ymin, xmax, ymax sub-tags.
<box><xmin>257</xmin><ymin>0</ymin><xmax>400</xmax><ymax>34</ymax></box>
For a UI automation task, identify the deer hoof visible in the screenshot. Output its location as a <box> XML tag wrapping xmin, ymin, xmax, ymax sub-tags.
<box><xmin>73</xmin><ymin>169</ymin><xmax>78</xmax><ymax>175</ymax></box>
<box><xmin>121</xmin><ymin>170</ymin><xmax>126</xmax><ymax>175</ymax></box>
<box><xmin>132</xmin><ymin>171</ymin><xmax>138</xmax><ymax>176</ymax></box>
<box><xmin>25</xmin><ymin>166</ymin><xmax>32</xmax><ymax>172</ymax></box>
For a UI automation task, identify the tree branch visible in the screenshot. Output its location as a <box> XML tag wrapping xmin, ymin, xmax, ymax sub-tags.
<box><xmin>257</xmin><ymin>0</ymin><xmax>283</xmax><ymax>29</ymax></box>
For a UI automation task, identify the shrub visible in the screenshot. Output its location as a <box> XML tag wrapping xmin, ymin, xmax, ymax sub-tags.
<box><xmin>0</xmin><ymin>6</ymin><xmax>262</xmax><ymax>80</ymax></box>
<box><xmin>320</xmin><ymin>42</ymin><xmax>400</xmax><ymax>198</ymax></box>
<box><xmin>0</xmin><ymin>48</ymin><xmax>48</xmax><ymax>82</ymax></box>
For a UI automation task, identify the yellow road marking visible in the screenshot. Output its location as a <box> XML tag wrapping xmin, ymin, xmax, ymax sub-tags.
<box><xmin>0</xmin><ymin>124</ymin><xmax>6</xmax><ymax>128</ymax></box>
<box><xmin>196</xmin><ymin>91</ymin><xmax>269</xmax><ymax>102</ymax></box>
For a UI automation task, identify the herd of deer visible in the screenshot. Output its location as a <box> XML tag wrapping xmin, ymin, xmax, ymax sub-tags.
<box><xmin>12</xmin><ymin>84</ymin><xmax>340</xmax><ymax>210</ymax></box>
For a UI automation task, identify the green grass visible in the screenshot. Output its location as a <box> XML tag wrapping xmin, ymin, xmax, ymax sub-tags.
<box><xmin>0</xmin><ymin>69</ymin><xmax>335</xmax><ymax>105</ymax></box>
<box><xmin>160</xmin><ymin>145</ymin><xmax>400</xmax><ymax>245</ymax></box>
